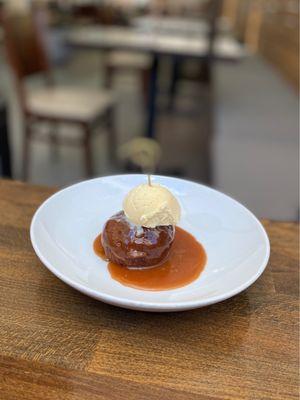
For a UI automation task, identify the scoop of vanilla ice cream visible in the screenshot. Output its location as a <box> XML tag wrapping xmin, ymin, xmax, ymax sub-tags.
<box><xmin>123</xmin><ymin>183</ymin><xmax>181</xmax><ymax>228</ymax></box>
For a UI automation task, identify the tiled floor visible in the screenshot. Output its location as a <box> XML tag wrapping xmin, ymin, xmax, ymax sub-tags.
<box><xmin>0</xmin><ymin>46</ymin><xmax>298</xmax><ymax>220</ymax></box>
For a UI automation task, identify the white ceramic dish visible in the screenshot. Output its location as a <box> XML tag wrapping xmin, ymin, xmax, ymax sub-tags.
<box><xmin>30</xmin><ymin>175</ymin><xmax>270</xmax><ymax>312</ymax></box>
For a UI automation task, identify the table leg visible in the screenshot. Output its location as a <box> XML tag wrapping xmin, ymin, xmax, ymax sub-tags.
<box><xmin>203</xmin><ymin>78</ymin><xmax>214</xmax><ymax>185</ymax></box>
<box><xmin>168</xmin><ymin>56</ymin><xmax>180</xmax><ymax>111</ymax></box>
<box><xmin>0</xmin><ymin>103</ymin><xmax>12</xmax><ymax>178</ymax></box>
<box><xmin>146</xmin><ymin>54</ymin><xmax>158</xmax><ymax>138</ymax></box>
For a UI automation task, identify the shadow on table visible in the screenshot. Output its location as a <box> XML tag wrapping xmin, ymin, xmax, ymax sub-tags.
<box><xmin>92</xmin><ymin>291</ymin><xmax>252</xmax><ymax>351</ymax></box>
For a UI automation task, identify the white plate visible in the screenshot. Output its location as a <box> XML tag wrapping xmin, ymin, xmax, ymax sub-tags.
<box><xmin>30</xmin><ymin>175</ymin><xmax>270</xmax><ymax>312</ymax></box>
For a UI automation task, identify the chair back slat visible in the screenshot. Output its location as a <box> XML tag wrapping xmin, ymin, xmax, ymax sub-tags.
<box><xmin>3</xmin><ymin>12</ymin><xmax>49</xmax><ymax>80</ymax></box>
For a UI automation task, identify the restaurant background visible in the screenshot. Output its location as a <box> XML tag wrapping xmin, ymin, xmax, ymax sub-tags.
<box><xmin>0</xmin><ymin>0</ymin><xmax>298</xmax><ymax>220</ymax></box>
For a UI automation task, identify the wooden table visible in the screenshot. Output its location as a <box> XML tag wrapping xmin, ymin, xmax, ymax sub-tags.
<box><xmin>132</xmin><ymin>15</ymin><xmax>229</xmax><ymax>36</ymax></box>
<box><xmin>0</xmin><ymin>179</ymin><xmax>298</xmax><ymax>400</ymax></box>
<box><xmin>67</xmin><ymin>26</ymin><xmax>245</xmax><ymax>60</ymax></box>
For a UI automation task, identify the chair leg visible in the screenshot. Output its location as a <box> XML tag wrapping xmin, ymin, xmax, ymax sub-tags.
<box><xmin>106</xmin><ymin>107</ymin><xmax>116</xmax><ymax>165</ymax></box>
<box><xmin>22</xmin><ymin>122</ymin><xmax>32</xmax><ymax>181</ymax></box>
<box><xmin>82</xmin><ymin>123</ymin><xmax>93</xmax><ymax>177</ymax></box>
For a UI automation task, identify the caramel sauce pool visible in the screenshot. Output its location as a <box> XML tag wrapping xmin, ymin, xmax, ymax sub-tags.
<box><xmin>93</xmin><ymin>227</ymin><xmax>207</xmax><ymax>291</ymax></box>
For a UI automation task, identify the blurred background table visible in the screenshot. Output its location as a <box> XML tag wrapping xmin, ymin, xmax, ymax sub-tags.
<box><xmin>0</xmin><ymin>179</ymin><xmax>298</xmax><ymax>400</ymax></box>
<box><xmin>68</xmin><ymin>25</ymin><xmax>244</xmax><ymax>59</ymax></box>
<box><xmin>132</xmin><ymin>15</ymin><xmax>225</xmax><ymax>35</ymax></box>
<box><xmin>68</xmin><ymin>25</ymin><xmax>245</xmax><ymax>138</ymax></box>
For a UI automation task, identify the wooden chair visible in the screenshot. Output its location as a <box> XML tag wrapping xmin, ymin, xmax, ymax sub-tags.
<box><xmin>2</xmin><ymin>10</ymin><xmax>117</xmax><ymax>180</ymax></box>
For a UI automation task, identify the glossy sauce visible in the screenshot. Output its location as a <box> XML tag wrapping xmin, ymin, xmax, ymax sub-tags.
<box><xmin>101</xmin><ymin>211</ymin><xmax>174</xmax><ymax>268</ymax></box>
<box><xmin>94</xmin><ymin>227</ymin><xmax>206</xmax><ymax>291</ymax></box>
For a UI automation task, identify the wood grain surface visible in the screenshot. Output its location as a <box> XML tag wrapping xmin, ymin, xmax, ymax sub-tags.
<box><xmin>0</xmin><ymin>179</ymin><xmax>299</xmax><ymax>400</ymax></box>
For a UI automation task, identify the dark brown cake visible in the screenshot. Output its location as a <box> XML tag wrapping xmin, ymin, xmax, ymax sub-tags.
<box><xmin>101</xmin><ymin>211</ymin><xmax>175</xmax><ymax>268</ymax></box>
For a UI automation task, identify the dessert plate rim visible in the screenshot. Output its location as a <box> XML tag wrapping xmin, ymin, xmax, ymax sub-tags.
<box><xmin>30</xmin><ymin>174</ymin><xmax>270</xmax><ymax>312</ymax></box>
